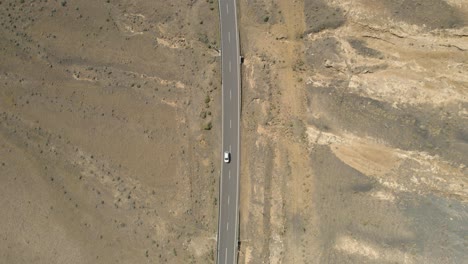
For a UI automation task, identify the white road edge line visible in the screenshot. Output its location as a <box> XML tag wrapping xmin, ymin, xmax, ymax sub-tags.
<box><xmin>228</xmin><ymin>195</ymin><xmax>230</xmax><ymax>205</ymax></box>
<box><xmin>230</xmin><ymin>119</ymin><xmax>232</xmax><ymax>128</ymax></box>
<box><xmin>227</xmin><ymin>222</ymin><xmax>229</xmax><ymax>230</ymax></box>
<box><xmin>216</xmin><ymin>0</ymin><xmax>225</xmax><ymax>262</ymax></box>
<box><xmin>230</xmin><ymin>89</ymin><xmax>232</xmax><ymax>100</ymax></box>
<box><xmin>225</xmin><ymin>248</ymin><xmax>228</xmax><ymax>264</ymax></box>
<box><xmin>233</xmin><ymin>1</ymin><xmax>241</xmax><ymax>264</ymax></box>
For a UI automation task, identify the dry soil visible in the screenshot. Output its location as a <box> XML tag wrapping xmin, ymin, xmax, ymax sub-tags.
<box><xmin>238</xmin><ymin>0</ymin><xmax>468</xmax><ymax>263</ymax></box>
<box><xmin>0</xmin><ymin>0</ymin><xmax>221</xmax><ymax>263</ymax></box>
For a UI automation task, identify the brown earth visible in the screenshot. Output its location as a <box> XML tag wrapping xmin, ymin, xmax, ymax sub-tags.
<box><xmin>1</xmin><ymin>0</ymin><xmax>468</xmax><ymax>263</ymax></box>
<box><xmin>239</xmin><ymin>0</ymin><xmax>467</xmax><ymax>263</ymax></box>
<box><xmin>0</xmin><ymin>0</ymin><xmax>221</xmax><ymax>263</ymax></box>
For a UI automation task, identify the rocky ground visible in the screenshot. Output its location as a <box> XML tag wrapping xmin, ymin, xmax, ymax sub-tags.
<box><xmin>239</xmin><ymin>0</ymin><xmax>467</xmax><ymax>263</ymax></box>
<box><xmin>0</xmin><ymin>0</ymin><xmax>221</xmax><ymax>263</ymax></box>
<box><xmin>1</xmin><ymin>0</ymin><xmax>467</xmax><ymax>263</ymax></box>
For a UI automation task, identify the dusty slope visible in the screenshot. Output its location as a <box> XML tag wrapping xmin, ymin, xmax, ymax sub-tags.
<box><xmin>0</xmin><ymin>0</ymin><xmax>221</xmax><ymax>263</ymax></box>
<box><xmin>239</xmin><ymin>0</ymin><xmax>467</xmax><ymax>263</ymax></box>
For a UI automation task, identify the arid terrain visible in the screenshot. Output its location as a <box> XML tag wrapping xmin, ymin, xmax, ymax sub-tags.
<box><xmin>0</xmin><ymin>0</ymin><xmax>221</xmax><ymax>263</ymax></box>
<box><xmin>1</xmin><ymin>0</ymin><xmax>468</xmax><ymax>264</ymax></box>
<box><xmin>239</xmin><ymin>0</ymin><xmax>467</xmax><ymax>263</ymax></box>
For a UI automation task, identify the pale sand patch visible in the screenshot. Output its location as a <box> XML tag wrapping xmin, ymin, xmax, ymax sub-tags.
<box><xmin>244</xmin><ymin>246</ymin><xmax>252</xmax><ymax>264</ymax></box>
<box><xmin>444</xmin><ymin>0</ymin><xmax>468</xmax><ymax>8</ymax></box>
<box><xmin>332</xmin><ymin>142</ymin><xmax>401</xmax><ymax>177</ymax></box>
<box><xmin>335</xmin><ymin>235</ymin><xmax>415</xmax><ymax>263</ymax></box>
<box><xmin>306</xmin><ymin>126</ymin><xmax>346</xmax><ymax>145</ymax></box>
<box><xmin>72</xmin><ymin>73</ymin><xmax>95</xmax><ymax>82</ymax></box>
<box><xmin>115</xmin><ymin>13</ymin><xmax>147</xmax><ymax>36</ymax></box>
<box><xmin>370</xmin><ymin>190</ymin><xmax>396</xmax><ymax>202</ymax></box>
<box><xmin>156</xmin><ymin>37</ymin><xmax>188</xmax><ymax>49</ymax></box>
<box><xmin>307</xmin><ymin>126</ymin><xmax>467</xmax><ymax>200</ymax></box>
<box><xmin>188</xmin><ymin>236</ymin><xmax>212</xmax><ymax>257</ymax></box>
<box><xmin>161</xmin><ymin>99</ymin><xmax>177</xmax><ymax>107</ymax></box>
<box><xmin>125</xmin><ymin>70</ymin><xmax>187</xmax><ymax>89</ymax></box>
<box><xmin>125</xmin><ymin>13</ymin><xmax>146</xmax><ymax>19</ymax></box>
<box><xmin>348</xmin><ymin>71</ymin><xmax>468</xmax><ymax>107</ymax></box>
<box><xmin>256</xmin><ymin>124</ymin><xmax>279</xmax><ymax>144</ymax></box>
<box><xmin>122</xmin><ymin>25</ymin><xmax>143</xmax><ymax>35</ymax></box>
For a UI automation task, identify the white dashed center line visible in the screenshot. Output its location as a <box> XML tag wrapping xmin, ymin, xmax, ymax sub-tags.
<box><xmin>225</xmin><ymin>248</ymin><xmax>227</xmax><ymax>264</ymax></box>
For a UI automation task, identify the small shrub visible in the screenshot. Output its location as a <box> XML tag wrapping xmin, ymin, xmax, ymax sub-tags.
<box><xmin>200</xmin><ymin>111</ymin><xmax>207</xmax><ymax>119</ymax></box>
<box><xmin>203</xmin><ymin>121</ymin><xmax>212</xmax><ymax>130</ymax></box>
<box><xmin>199</xmin><ymin>34</ymin><xmax>209</xmax><ymax>44</ymax></box>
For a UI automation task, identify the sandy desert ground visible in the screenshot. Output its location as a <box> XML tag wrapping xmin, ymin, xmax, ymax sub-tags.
<box><xmin>0</xmin><ymin>0</ymin><xmax>221</xmax><ymax>263</ymax></box>
<box><xmin>238</xmin><ymin>0</ymin><xmax>467</xmax><ymax>263</ymax></box>
<box><xmin>1</xmin><ymin>0</ymin><xmax>467</xmax><ymax>264</ymax></box>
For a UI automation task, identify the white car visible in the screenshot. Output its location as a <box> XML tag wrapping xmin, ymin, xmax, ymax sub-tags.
<box><xmin>224</xmin><ymin>151</ymin><xmax>231</xmax><ymax>163</ymax></box>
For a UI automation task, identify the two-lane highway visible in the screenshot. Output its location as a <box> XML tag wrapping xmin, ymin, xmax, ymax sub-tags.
<box><xmin>217</xmin><ymin>0</ymin><xmax>241</xmax><ymax>263</ymax></box>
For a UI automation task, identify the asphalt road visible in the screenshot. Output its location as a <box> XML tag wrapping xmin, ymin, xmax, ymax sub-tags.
<box><xmin>217</xmin><ymin>0</ymin><xmax>241</xmax><ymax>263</ymax></box>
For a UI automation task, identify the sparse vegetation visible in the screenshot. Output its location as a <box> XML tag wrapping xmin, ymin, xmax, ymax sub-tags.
<box><xmin>0</xmin><ymin>0</ymin><xmax>220</xmax><ymax>262</ymax></box>
<box><xmin>203</xmin><ymin>121</ymin><xmax>212</xmax><ymax>130</ymax></box>
<box><xmin>199</xmin><ymin>34</ymin><xmax>209</xmax><ymax>45</ymax></box>
<box><xmin>200</xmin><ymin>111</ymin><xmax>207</xmax><ymax>119</ymax></box>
